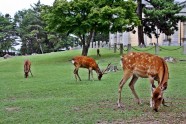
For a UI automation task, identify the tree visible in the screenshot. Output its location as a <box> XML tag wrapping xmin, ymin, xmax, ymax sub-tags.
<box><xmin>42</xmin><ymin>0</ymin><xmax>140</xmax><ymax>56</ymax></box>
<box><xmin>14</xmin><ymin>1</ymin><xmax>47</xmax><ymax>54</ymax></box>
<box><xmin>14</xmin><ymin>0</ymin><xmax>75</xmax><ymax>55</ymax></box>
<box><xmin>143</xmin><ymin>0</ymin><xmax>186</xmax><ymax>44</ymax></box>
<box><xmin>94</xmin><ymin>32</ymin><xmax>109</xmax><ymax>43</ymax></box>
<box><xmin>92</xmin><ymin>32</ymin><xmax>109</xmax><ymax>48</ymax></box>
<box><xmin>47</xmin><ymin>32</ymin><xmax>75</xmax><ymax>51</ymax></box>
<box><xmin>0</xmin><ymin>14</ymin><xmax>17</xmax><ymax>53</ymax></box>
<box><xmin>134</xmin><ymin>0</ymin><xmax>186</xmax><ymax>46</ymax></box>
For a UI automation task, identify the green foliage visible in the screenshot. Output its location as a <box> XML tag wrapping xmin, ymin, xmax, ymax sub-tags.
<box><xmin>94</xmin><ymin>32</ymin><xmax>109</xmax><ymax>43</ymax></box>
<box><xmin>0</xmin><ymin>48</ymin><xmax>186</xmax><ymax>123</ymax></box>
<box><xmin>13</xmin><ymin>1</ymin><xmax>74</xmax><ymax>55</ymax></box>
<box><xmin>14</xmin><ymin>6</ymin><xmax>46</xmax><ymax>54</ymax></box>
<box><xmin>0</xmin><ymin>14</ymin><xmax>17</xmax><ymax>52</ymax></box>
<box><xmin>42</xmin><ymin>0</ymin><xmax>140</xmax><ymax>55</ymax></box>
<box><xmin>143</xmin><ymin>0</ymin><xmax>186</xmax><ymax>38</ymax></box>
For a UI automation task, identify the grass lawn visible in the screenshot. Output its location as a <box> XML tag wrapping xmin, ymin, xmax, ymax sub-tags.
<box><xmin>0</xmin><ymin>47</ymin><xmax>186</xmax><ymax>124</ymax></box>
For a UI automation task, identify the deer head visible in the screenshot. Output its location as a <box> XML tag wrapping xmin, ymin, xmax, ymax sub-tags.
<box><xmin>25</xmin><ymin>71</ymin><xmax>29</xmax><ymax>78</ymax></box>
<box><xmin>152</xmin><ymin>86</ymin><xmax>165</xmax><ymax>112</ymax></box>
<box><xmin>97</xmin><ymin>63</ymin><xmax>111</xmax><ymax>80</ymax></box>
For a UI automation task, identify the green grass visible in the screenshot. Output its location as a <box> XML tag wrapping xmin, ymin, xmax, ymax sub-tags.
<box><xmin>0</xmin><ymin>47</ymin><xmax>186</xmax><ymax>124</ymax></box>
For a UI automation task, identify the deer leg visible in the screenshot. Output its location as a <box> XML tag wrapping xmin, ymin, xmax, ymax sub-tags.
<box><xmin>76</xmin><ymin>69</ymin><xmax>81</xmax><ymax>81</ymax></box>
<box><xmin>117</xmin><ymin>71</ymin><xmax>132</xmax><ymax>108</ymax></box>
<box><xmin>149</xmin><ymin>77</ymin><xmax>155</xmax><ymax>107</ymax></box>
<box><xmin>89</xmin><ymin>69</ymin><xmax>94</xmax><ymax>81</ymax></box>
<box><xmin>74</xmin><ymin>69</ymin><xmax>78</xmax><ymax>81</ymax></box>
<box><xmin>129</xmin><ymin>75</ymin><xmax>141</xmax><ymax>104</ymax></box>
<box><xmin>29</xmin><ymin>69</ymin><xmax>33</xmax><ymax>77</ymax></box>
<box><xmin>162</xmin><ymin>98</ymin><xmax>168</xmax><ymax>107</ymax></box>
<box><xmin>88</xmin><ymin>70</ymin><xmax>91</xmax><ymax>80</ymax></box>
<box><xmin>88</xmin><ymin>69</ymin><xmax>93</xmax><ymax>80</ymax></box>
<box><xmin>74</xmin><ymin>68</ymin><xmax>81</xmax><ymax>81</ymax></box>
<box><xmin>150</xmin><ymin>87</ymin><xmax>153</xmax><ymax>107</ymax></box>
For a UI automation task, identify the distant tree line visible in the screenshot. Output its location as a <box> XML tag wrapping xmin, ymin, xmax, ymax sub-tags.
<box><xmin>0</xmin><ymin>1</ymin><xmax>81</xmax><ymax>55</ymax></box>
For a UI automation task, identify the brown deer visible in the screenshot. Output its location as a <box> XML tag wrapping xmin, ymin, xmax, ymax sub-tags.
<box><xmin>71</xmin><ymin>56</ymin><xmax>111</xmax><ymax>81</ymax></box>
<box><xmin>24</xmin><ymin>60</ymin><xmax>33</xmax><ymax>78</ymax></box>
<box><xmin>118</xmin><ymin>52</ymin><xmax>169</xmax><ymax>112</ymax></box>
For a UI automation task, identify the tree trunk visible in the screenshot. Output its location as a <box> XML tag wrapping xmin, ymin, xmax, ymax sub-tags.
<box><xmin>137</xmin><ymin>0</ymin><xmax>145</xmax><ymax>47</ymax></box>
<box><xmin>81</xmin><ymin>30</ymin><xmax>95</xmax><ymax>56</ymax></box>
<box><xmin>36</xmin><ymin>32</ymin><xmax>44</xmax><ymax>54</ymax></box>
<box><xmin>82</xmin><ymin>45</ymin><xmax>89</xmax><ymax>56</ymax></box>
<box><xmin>138</xmin><ymin>26</ymin><xmax>145</xmax><ymax>47</ymax></box>
<box><xmin>39</xmin><ymin>43</ymin><xmax>44</xmax><ymax>54</ymax></box>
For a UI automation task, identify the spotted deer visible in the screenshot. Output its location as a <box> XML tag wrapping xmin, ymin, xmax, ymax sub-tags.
<box><xmin>71</xmin><ymin>56</ymin><xmax>111</xmax><ymax>81</ymax></box>
<box><xmin>118</xmin><ymin>52</ymin><xmax>169</xmax><ymax>112</ymax></box>
<box><xmin>24</xmin><ymin>60</ymin><xmax>33</xmax><ymax>78</ymax></box>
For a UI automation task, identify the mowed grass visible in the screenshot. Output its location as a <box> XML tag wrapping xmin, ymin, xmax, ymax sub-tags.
<box><xmin>0</xmin><ymin>47</ymin><xmax>186</xmax><ymax>124</ymax></box>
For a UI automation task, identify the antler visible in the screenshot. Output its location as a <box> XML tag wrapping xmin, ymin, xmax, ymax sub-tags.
<box><xmin>102</xmin><ymin>63</ymin><xmax>111</xmax><ymax>74</ymax></box>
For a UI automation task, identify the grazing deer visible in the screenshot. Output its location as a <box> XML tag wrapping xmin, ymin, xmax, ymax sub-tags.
<box><xmin>71</xmin><ymin>56</ymin><xmax>111</xmax><ymax>81</ymax></box>
<box><xmin>24</xmin><ymin>60</ymin><xmax>33</xmax><ymax>78</ymax></box>
<box><xmin>117</xmin><ymin>52</ymin><xmax>169</xmax><ymax>112</ymax></box>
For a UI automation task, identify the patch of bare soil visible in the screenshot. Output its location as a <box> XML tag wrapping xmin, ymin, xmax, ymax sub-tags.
<box><xmin>126</xmin><ymin>112</ymin><xmax>186</xmax><ymax>124</ymax></box>
<box><xmin>96</xmin><ymin>98</ymin><xmax>186</xmax><ymax>124</ymax></box>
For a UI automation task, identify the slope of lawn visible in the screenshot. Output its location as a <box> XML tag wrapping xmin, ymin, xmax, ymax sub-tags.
<box><xmin>0</xmin><ymin>47</ymin><xmax>185</xmax><ymax>123</ymax></box>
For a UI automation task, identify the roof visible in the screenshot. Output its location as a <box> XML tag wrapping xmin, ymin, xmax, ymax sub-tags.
<box><xmin>179</xmin><ymin>1</ymin><xmax>186</xmax><ymax>16</ymax></box>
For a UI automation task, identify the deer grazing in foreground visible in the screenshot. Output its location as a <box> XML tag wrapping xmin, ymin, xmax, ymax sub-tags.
<box><xmin>24</xmin><ymin>60</ymin><xmax>33</xmax><ymax>78</ymax></box>
<box><xmin>118</xmin><ymin>52</ymin><xmax>169</xmax><ymax>112</ymax></box>
<box><xmin>71</xmin><ymin>56</ymin><xmax>111</xmax><ymax>81</ymax></box>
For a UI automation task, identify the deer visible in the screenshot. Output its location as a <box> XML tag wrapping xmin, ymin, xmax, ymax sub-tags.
<box><xmin>24</xmin><ymin>60</ymin><xmax>33</xmax><ymax>78</ymax></box>
<box><xmin>71</xmin><ymin>56</ymin><xmax>111</xmax><ymax>81</ymax></box>
<box><xmin>117</xmin><ymin>52</ymin><xmax>169</xmax><ymax>112</ymax></box>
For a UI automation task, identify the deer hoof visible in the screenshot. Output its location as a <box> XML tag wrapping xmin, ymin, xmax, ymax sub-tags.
<box><xmin>137</xmin><ymin>100</ymin><xmax>142</xmax><ymax>105</ymax></box>
<box><xmin>117</xmin><ymin>102</ymin><xmax>124</xmax><ymax>108</ymax></box>
<box><xmin>117</xmin><ymin>105</ymin><xmax>123</xmax><ymax>108</ymax></box>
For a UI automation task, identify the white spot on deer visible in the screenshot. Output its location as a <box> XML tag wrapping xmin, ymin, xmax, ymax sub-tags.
<box><xmin>72</xmin><ymin>60</ymin><xmax>75</xmax><ymax>64</ymax></box>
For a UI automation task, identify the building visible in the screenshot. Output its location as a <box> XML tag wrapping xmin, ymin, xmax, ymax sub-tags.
<box><xmin>109</xmin><ymin>0</ymin><xmax>186</xmax><ymax>46</ymax></box>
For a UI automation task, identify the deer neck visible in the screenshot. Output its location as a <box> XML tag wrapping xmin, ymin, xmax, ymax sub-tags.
<box><xmin>159</xmin><ymin>58</ymin><xmax>169</xmax><ymax>90</ymax></box>
<box><xmin>96</xmin><ymin>68</ymin><xmax>102</xmax><ymax>75</ymax></box>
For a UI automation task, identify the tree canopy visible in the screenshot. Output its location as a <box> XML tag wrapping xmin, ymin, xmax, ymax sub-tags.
<box><xmin>143</xmin><ymin>0</ymin><xmax>186</xmax><ymax>39</ymax></box>
<box><xmin>0</xmin><ymin>14</ymin><xmax>17</xmax><ymax>53</ymax></box>
<box><xmin>13</xmin><ymin>1</ymin><xmax>75</xmax><ymax>55</ymax></box>
<box><xmin>42</xmin><ymin>0</ymin><xmax>140</xmax><ymax>56</ymax></box>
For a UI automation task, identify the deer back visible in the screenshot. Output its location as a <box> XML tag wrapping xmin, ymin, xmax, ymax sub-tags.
<box><xmin>72</xmin><ymin>56</ymin><xmax>100</xmax><ymax>71</ymax></box>
<box><xmin>121</xmin><ymin>52</ymin><xmax>169</xmax><ymax>86</ymax></box>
